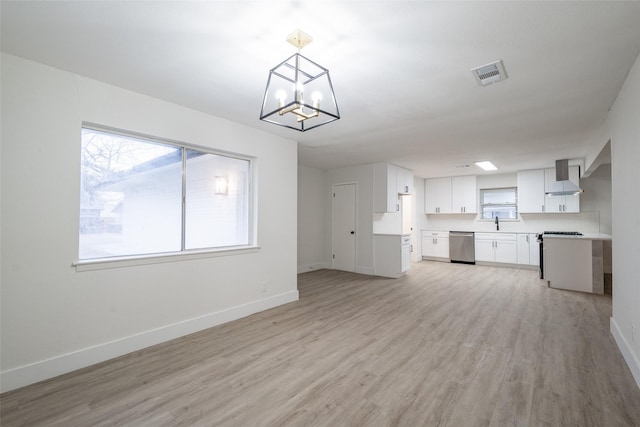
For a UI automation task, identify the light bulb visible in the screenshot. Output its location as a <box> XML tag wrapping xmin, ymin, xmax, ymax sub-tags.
<box><xmin>275</xmin><ymin>90</ymin><xmax>287</xmax><ymax>109</ymax></box>
<box><xmin>312</xmin><ymin>91</ymin><xmax>322</xmax><ymax>109</ymax></box>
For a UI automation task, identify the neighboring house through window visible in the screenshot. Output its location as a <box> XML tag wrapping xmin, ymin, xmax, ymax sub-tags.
<box><xmin>79</xmin><ymin>126</ymin><xmax>252</xmax><ymax>260</ymax></box>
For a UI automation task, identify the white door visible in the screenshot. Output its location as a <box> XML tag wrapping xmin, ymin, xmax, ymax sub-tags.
<box><xmin>401</xmin><ymin>195</ymin><xmax>413</xmax><ymax>235</ymax></box>
<box><xmin>495</xmin><ymin>240</ymin><xmax>518</xmax><ymax>264</ymax></box>
<box><xmin>425</xmin><ymin>177</ymin><xmax>452</xmax><ymax>214</ymax></box>
<box><xmin>529</xmin><ymin>234</ymin><xmax>540</xmax><ymax>266</ymax></box>
<box><xmin>332</xmin><ymin>183</ymin><xmax>356</xmax><ymax>272</ymax></box>
<box><xmin>517</xmin><ymin>169</ymin><xmax>546</xmax><ymax>213</ymax></box>
<box><xmin>517</xmin><ymin>234</ymin><xmax>531</xmax><ymax>264</ymax></box>
<box><xmin>401</xmin><ymin>243</ymin><xmax>411</xmax><ymax>272</ymax></box>
<box><xmin>475</xmin><ymin>239</ymin><xmax>495</xmax><ymax>262</ymax></box>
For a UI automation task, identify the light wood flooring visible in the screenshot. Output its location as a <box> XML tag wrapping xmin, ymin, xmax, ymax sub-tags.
<box><xmin>2</xmin><ymin>261</ymin><xmax>640</xmax><ymax>426</ymax></box>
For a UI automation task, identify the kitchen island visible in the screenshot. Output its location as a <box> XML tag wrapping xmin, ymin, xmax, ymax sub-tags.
<box><xmin>543</xmin><ymin>233</ymin><xmax>612</xmax><ymax>294</ymax></box>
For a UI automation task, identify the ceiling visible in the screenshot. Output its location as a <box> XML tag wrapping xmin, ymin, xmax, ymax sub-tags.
<box><xmin>2</xmin><ymin>1</ymin><xmax>640</xmax><ymax>178</ymax></box>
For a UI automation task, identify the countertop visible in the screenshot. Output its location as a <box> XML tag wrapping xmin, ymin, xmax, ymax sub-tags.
<box><xmin>543</xmin><ymin>233</ymin><xmax>612</xmax><ymax>241</ymax></box>
<box><xmin>421</xmin><ymin>230</ymin><xmax>613</xmax><ymax>241</ymax></box>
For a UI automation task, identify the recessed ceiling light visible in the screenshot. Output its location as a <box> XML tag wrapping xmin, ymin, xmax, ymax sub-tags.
<box><xmin>475</xmin><ymin>161</ymin><xmax>498</xmax><ymax>171</ymax></box>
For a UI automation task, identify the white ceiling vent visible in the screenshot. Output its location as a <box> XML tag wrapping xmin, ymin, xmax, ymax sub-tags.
<box><xmin>471</xmin><ymin>60</ymin><xmax>508</xmax><ymax>86</ymax></box>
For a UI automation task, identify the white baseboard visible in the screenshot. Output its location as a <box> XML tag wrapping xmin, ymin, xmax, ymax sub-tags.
<box><xmin>0</xmin><ymin>290</ymin><xmax>299</xmax><ymax>393</ymax></box>
<box><xmin>297</xmin><ymin>262</ymin><xmax>329</xmax><ymax>274</ymax></box>
<box><xmin>356</xmin><ymin>265</ymin><xmax>375</xmax><ymax>276</ymax></box>
<box><xmin>610</xmin><ymin>316</ymin><xmax>640</xmax><ymax>389</ymax></box>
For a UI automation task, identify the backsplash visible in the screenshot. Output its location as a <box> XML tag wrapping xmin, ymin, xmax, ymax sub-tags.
<box><xmin>422</xmin><ymin>211</ymin><xmax>602</xmax><ymax>234</ymax></box>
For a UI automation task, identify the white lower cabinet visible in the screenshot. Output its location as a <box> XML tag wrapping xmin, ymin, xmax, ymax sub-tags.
<box><xmin>401</xmin><ymin>241</ymin><xmax>411</xmax><ymax>272</ymax></box>
<box><xmin>374</xmin><ymin>234</ymin><xmax>411</xmax><ymax>278</ymax></box>
<box><xmin>421</xmin><ymin>230</ymin><xmax>450</xmax><ymax>259</ymax></box>
<box><xmin>517</xmin><ymin>233</ymin><xmax>540</xmax><ymax>266</ymax></box>
<box><xmin>475</xmin><ymin>233</ymin><xmax>517</xmax><ymax>264</ymax></box>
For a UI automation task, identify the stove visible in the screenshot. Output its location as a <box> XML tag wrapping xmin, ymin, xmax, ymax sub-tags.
<box><xmin>543</xmin><ymin>231</ymin><xmax>583</xmax><ymax>236</ymax></box>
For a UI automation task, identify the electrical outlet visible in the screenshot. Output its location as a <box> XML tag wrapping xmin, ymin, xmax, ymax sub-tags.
<box><xmin>261</xmin><ymin>282</ymin><xmax>268</xmax><ymax>293</ymax></box>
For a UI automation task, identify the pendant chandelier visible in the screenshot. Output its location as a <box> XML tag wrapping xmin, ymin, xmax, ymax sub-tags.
<box><xmin>260</xmin><ymin>30</ymin><xmax>340</xmax><ymax>132</ymax></box>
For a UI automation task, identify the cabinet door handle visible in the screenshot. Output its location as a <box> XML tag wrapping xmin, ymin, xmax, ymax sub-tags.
<box><xmin>559</xmin><ymin>204</ymin><xmax>562</xmax><ymax>212</ymax></box>
<box><xmin>542</xmin><ymin>205</ymin><xmax>545</xmax><ymax>212</ymax></box>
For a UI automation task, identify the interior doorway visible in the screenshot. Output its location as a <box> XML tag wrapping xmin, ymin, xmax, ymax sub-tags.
<box><xmin>332</xmin><ymin>183</ymin><xmax>356</xmax><ymax>272</ymax></box>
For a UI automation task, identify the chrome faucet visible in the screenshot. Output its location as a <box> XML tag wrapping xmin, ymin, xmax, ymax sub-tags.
<box><xmin>495</xmin><ymin>216</ymin><xmax>499</xmax><ymax>231</ymax></box>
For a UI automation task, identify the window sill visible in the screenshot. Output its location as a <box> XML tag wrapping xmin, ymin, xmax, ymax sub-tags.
<box><xmin>73</xmin><ymin>245</ymin><xmax>261</xmax><ymax>272</ymax></box>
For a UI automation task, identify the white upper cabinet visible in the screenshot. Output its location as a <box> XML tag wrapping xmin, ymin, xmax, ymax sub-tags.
<box><xmin>517</xmin><ymin>169</ymin><xmax>546</xmax><ymax>213</ymax></box>
<box><xmin>373</xmin><ymin>163</ymin><xmax>414</xmax><ymax>213</ymax></box>
<box><xmin>425</xmin><ymin>176</ymin><xmax>476</xmax><ymax>214</ymax></box>
<box><xmin>424</xmin><ymin>177</ymin><xmax>452</xmax><ymax>214</ymax></box>
<box><xmin>451</xmin><ymin>176</ymin><xmax>477</xmax><ymax>214</ymax></box>
<box><xmin>517</xmin><ymin>166</ymin><xmax>580</xmax><ymax>214</ymax></box>
<box><xmin>544</xmin><ymin>166</ymin><xmax>580</xmax><ymax>213</ymax></box>
<box><xmin>396</xmin><ymin>167</ymin><xmax>414</xmax><ymax>195</ymax></box>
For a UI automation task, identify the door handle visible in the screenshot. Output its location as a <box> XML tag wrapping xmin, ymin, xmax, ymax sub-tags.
<box><xmin>350</xmin><ymin>231</ymin><xmax>355</xmax><ymax>235</ymax></box>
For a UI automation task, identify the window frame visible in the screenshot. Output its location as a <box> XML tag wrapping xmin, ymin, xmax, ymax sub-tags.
<box><xmin>75</xmin><ymin>123</ymin><xmax>258</xmax><ymax>271</ymax></box>
<box><xmin>479</xmin><ymin>187</ymin><xmax>519</xmax><ymax>220</ymax></box>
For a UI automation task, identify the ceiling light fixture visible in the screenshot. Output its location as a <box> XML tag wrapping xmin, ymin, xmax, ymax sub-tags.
<box><xmin>260</xmin><ymin>29</ymin><xmax>340</xmax><ymax>132</ymax></box>
<box><xmin>475</xmin><ymin>161</ymin><xmax>498</xmax><ymax>171</ymax></box>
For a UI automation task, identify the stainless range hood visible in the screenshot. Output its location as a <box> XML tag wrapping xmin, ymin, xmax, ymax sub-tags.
<box><xmin>545</xmin><ymin>159</ymin><xmax>583</xmax><ymax>196</ymax></box>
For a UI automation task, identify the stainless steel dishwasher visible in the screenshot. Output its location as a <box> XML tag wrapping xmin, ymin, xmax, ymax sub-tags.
<box><xmin>449</xmin><ymin>231</ymin><xmax>475</xmax><ymax>264</ymax></box>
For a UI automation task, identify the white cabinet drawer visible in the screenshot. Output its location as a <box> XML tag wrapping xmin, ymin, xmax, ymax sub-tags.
<box><xmin>422</xmin><ymin>230</ymin><xmax>449</xmax><ymax>238</ymax></box>
<box><xmin>475</xmin><ymin>232</ymin><xmax>516</xmax><ymax>241</ymax></box>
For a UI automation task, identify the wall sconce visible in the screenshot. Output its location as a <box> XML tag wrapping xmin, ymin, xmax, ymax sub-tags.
<box><xmin>215</xmin><ymin>176</ymin><xmax>228</xmax><ymax>195</ymax></box>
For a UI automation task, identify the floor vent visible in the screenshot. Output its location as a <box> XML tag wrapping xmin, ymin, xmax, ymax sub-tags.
<box><xmin>471</xmin><ymin>60</ymin><xmax>508</xmax><ymax>86</ymax></box>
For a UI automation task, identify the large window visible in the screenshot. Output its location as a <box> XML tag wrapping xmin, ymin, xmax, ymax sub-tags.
<box><xmin>79</xmin><ymin>127</ymin><xmax>252</xmax><ymax>260</ymax></box>
<box><xmin>480</xmin><ymin>187</ymin><xmax>518</xmax><ymax>219</ymax></box>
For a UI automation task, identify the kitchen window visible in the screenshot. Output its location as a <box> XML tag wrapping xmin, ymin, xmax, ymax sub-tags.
<box><xmin>78</xmin><ymin>126</ymin><xmax>253</xmax><ymax>261</ymax></box>
<box><xmin>480</xmin><ymin>187</ymin><xmax>518</xmax><ymax>219</ymax></box>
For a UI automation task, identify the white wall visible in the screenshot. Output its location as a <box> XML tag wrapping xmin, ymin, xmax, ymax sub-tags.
<box><xmin>298</xmin><ymin>165</ymin><xmax>329</xmax><ymax>273</ymax></box>
<box><xmin>298</xmin><ymin>166</ymin><xmax>427</xmax><ymax>271</ymax></box>
<box><xmin>608</xmin><ymin>52</ymin><xmax>640</xmax><ymax>388</ymax></box>
<box><xmin>0</xmin><ymin>54</ymin><xmax>299</xmax><ymax>392</ymax></box>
